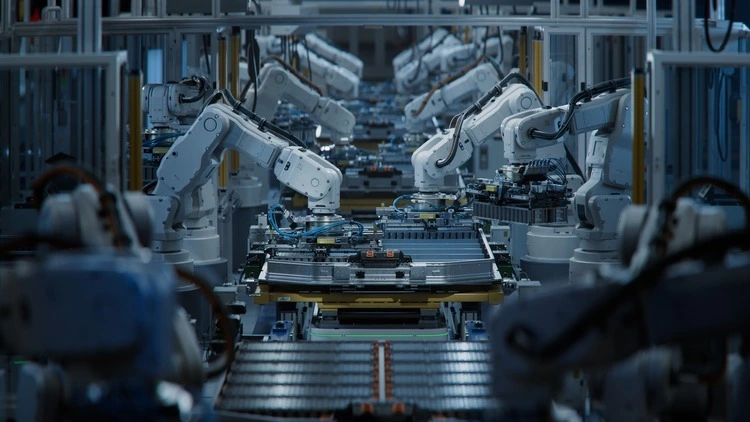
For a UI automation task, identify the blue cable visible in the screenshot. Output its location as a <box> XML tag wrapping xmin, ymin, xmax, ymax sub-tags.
<box><xmin>267</xmin><ymin>204</ymin><xmax>365</xmax><ymax>239</ymax></box>
<box><xmin>392</xmin><ymin>194</ymin><xmax>413</xmax><ymax>214</ymax></box>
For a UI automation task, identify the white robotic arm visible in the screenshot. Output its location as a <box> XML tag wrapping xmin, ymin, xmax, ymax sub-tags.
<box><xmin>404</xmin><ymin>62</ymin><xmax>501</xmax><ymax>132</ymax></box>
<box><xmin>501</xmin><ymin>85</ymin><xmax>629</xmax><ymax>164</ymax></box>
<box><xmin>392</xmin><ymin>28</ymin><xmax>450</xmax><ymax>74</ymax></box>
<box><xmin>411</xmin><ymin>82</ymin><xmax>541</xmax><ymax>193</ymax></box>
<box><xmin>439</xmin><ymin>43</ymin><xmax>478</xmax><ymax>73</ymax></box>
<box><xmin>395</xmin><ymin>35</ymin><xmax>461</xmax><ymax>94</ymax></box>
<box><xmin>304</xmin><ymin>33</ymin><xmax>363</xmax><ymax>78</ymax></box>
<box><xmin>150</xmin><ymin>102</ymin><xmax>342</xmax><ymax>243</ymax></box>
<box><xmin>142</xmin><ymin>76</ymin><xmax>212</xmax><ymax>131</ymax></box>
<box><xmin>243</xmin><ymin>60</ymin><xmax>356</xmax><ymax>139</ymax></box>
<box><xmin>256</xmin><ymin>34</ymin><xmax>282</xmax><ymax>58</ymax></box>
<box><xmin>501</xmin><ymin>87</ymin><xmax>632</xmax><ymax>233</ymax></box>
<box><xmin>296</xmin><ymin>43</ymin><xmax>359</xmax><ymax>99</ymax></box>
<box><xmin>500</xmin><ymin>81</ymin><xmax>640</xmax><ymax>278</ymax></box>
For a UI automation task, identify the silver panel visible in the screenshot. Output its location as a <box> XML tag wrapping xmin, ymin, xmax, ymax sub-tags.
<box><xmin>217</xmin><ymin>341</ymin><xmax>497</xmax><ymax>418</ymax></box>
<box><xmin>472</xmin><ymin>202</ymin><xmax>567</xmax><ymax>224</ymax></box>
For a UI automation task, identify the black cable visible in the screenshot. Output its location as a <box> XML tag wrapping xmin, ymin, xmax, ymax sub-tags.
<box><xmin>408</xmin><ymin>28</ymin><xmax>452</xmax><ymax>84</ymax></box>
<box><xmin>301</xmin><ymin>37</ymin><xmax>313</xmax><ymax>85</ymax></box>
<box><xmin>510</xmin><ymin>176</ymin><xmax>750</xmax><ymax>360</ymax></box>
<box><xmin>704</xmin><ymin>0</ymin><xmax>736</xmax><ymax>53</ymax></box>
<box><xmin>528</xmin><ymin>77</ymin><xmax>631</xmax><ymax>141</ymax></box>
<box><xmin>179</xmin><ymin>76</ymin><xmax>210</xmax><ymax>104</ymax></box>
<box><xmin>142</xmin><ymin>179</ymin><xmax>157</xmax><ymax>194</ymax></box>
<box><xmin>563</xmin><ymin>143</ymin><xmax>586</xmax><ymax>181</ymax></box>
<box><xmin>482</xmin><ymin>27</ymin><xmax>489</xmax><ymax>59</ymax></box>
<box><xmin>202</xmin><ymin>34</ymin><xmax>212</xmax><ymax>76</ymax></box>
<box><xmin>175</xmin><ymin>269</ymin><xmax>235</xmax><ymax>378</ymax></box>
<box><xmin>669</xmin><ymin>176</ymin><xmax>750</xmax><ymax>228</ymax></box>
<box><xmin>407</xmin><ymin>28</ymin><xmax>433</xmax><ymax>84</ymax></box>
<box><xmin>435</xmin><ymin>72</ymin><xmax>537</xmax><ymax>168</ymax></box>
<box><xmin>510</xmin><ymin>229</ymin><xmax>750</xmax><ymax>360</ymax></box>
<box><xmin>715</xmin><ymin>70</ymin><xmax>727</xmax><ymax>162</ymax></box>
<box><xmin>219</xmin><ymin>88</ymin><xmax>307</xmax><ymax>148</ymax></box>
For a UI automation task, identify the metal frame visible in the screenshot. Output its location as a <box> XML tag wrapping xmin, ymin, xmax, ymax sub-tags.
<box><xmin>542</xmin><ymin>26</ymin><xmax>586</xmax><ymax>166</ymax></box>
<box><xmin>7</xmin><ymin>15</ymin><xmax>678</xmax><ymax>37</ymax></box>
<box><xmin>0</xmin><ymin>52</ymin><xmax>128</xmax><ymax>202</ymax></box>
<box><xmin>647</xmin><ymin>51</ymin><xmax>750</xmax><ymax>203</ymax></box>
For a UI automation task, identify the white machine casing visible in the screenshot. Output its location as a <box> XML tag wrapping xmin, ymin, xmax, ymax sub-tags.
<box><xmin>243</xmin><ymin>61</ymin><xmax>356</xmax><ymax>139</ymax></box>
<box><xmin>295</xmin><ymin>44</ymin><xmax>360</xmax><ymax>99</ymax></box>
<box><xmin>305</xmin><ymin>33</ymin><xmax>364</xmax><ymax>78</ymax></box>
<box><xmin>395</xmin><ymin>35</ymin><xmax>461</xmax><ymax>94</ymax></box>
<box><xmin>147</xmin><ymin>103</ymin><xmax>342</xmax><ymax>262</ymax></box>
<box><xmin>392</xmin><ymin>27</ymin><xmax>450</xmax><ymax>74</ymax></box>
<box><xmin>411</xmin><ymin>83</ymin><xmax>542</xmax><ymax>193</ymax></box>
<box><xmin>404</xmin><ymin>62</ymin><xmax>501</xmax><ymax>133</ymax></box>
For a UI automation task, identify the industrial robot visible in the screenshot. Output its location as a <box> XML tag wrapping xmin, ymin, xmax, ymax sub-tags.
<box><xmin>500</xmin><ymin>78</ymin><xmax>637</xmax><ymax>280</ymax></box>
<box><xmin>0</xmin><ymin>175</ymin><xmax>217</xmax><ymax>420</ymax></box>
<box><xmin>146</xmin><ymin>90</ymin><xmax>343</xmax><ymax>281</ymax></box>
<box><xmin>303</xmin><ymin>32</ymin><xmax>364</xmax><ymax>78</ymax></box>
<box><xmin>392</xmin><ymin>27</ymin><xmax>452</xmax><ymax>75</ymax></box>
<box><xmin>294</xmin><ymin>43</ymin><xmax>360</xmax><ymax>99</ymax></box>
<box><xmin>249</xmin><ymin>34</ymin><xmax>360</xmax><ymax>99</ymax></box>
<box><xmin>410</xmin><ymin>73</ymin><xmax>543</xmax><ymax>208</ymax></box>
<box><xmin>395</xmin><ymin>28</ymin><xmax>511</xmax><ymax>94</ymax></box>
<box><xmin>489</xmin><ymin>190</ymin><xmax>750</xmax><ymax>420</ymax></box>
<box><xmin>394</xmin><ymin>31</ymin><xmax>462</xmax><ymax>94</ymax></box>
<box><xmin>403</xmin><ymin>61</ymin><xmax>502</xmax><ymax>133</ymax></box>
<box><xmin>143</xmin><ymin>64</ymin><xmax>355</xmax><ymax>277</ymax></box>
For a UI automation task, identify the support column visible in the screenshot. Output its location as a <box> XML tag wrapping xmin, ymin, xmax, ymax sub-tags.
<box><xmin>631</xmin><ymin>69</ymin><xmax>646</xmax><ymax>204</ymax></box>
<box><xmin>217</xmin><ymin>35</ymin><xmax>229</xmax><ymax>189</ymax></box>
<box><xmin>229</xmin><ymin>27</ymin><xmax>241</xmax><ymax>174</ymax></box>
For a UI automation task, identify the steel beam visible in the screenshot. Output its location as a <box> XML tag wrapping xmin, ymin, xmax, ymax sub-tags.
<box><xmin>10</xmin><ymin>15</ymin><xmax>678</xmax><ymax>37</ymax></box>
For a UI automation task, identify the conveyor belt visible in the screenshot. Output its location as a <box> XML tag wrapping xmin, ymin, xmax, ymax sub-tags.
<box><xmin>216</xmin><ymin>341</ymin><xmax>497</xmax><ymax>419</ymax></box>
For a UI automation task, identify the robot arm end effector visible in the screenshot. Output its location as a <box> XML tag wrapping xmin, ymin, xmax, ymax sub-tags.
<box><xmin>274</xmin><ymin>147</ymin><xmax>342</xmax><ymax>214</ymax></box>
<box><xmin>151</xmin><ymin>100</ymin><xmax>343</xmax><ymax>243</ymax></box>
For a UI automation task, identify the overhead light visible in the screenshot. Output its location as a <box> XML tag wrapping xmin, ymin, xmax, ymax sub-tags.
<box><xmin>458</xmin><ymin>0</ymin><xmax>465</xmax><ymax>6</ymax></box>
<box><xmin>315</xmin><ymin>125</ymin><xmax>323</xmax><ymax>138</ymax></box>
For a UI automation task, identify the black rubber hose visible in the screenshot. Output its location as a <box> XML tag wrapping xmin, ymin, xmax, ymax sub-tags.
<box><xmin>220</xmin><ymin>89</ymin><xmax>307</xmax><ymax>148</ymax></box>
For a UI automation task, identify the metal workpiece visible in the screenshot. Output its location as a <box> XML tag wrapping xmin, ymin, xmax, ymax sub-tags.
<box><xmin>260</xmin><ymin>207</ymin><xmax>501</xmax><ymax>287</ymax></box>
<box><xmin>216</xmin><ymin>341</ymin><xmax>498</xmax><ymax>419</ymax></box>
<box><xmin>472</xmin><ymin>201</ymin><xmax>568</xmax><ymax>224</ymax></box>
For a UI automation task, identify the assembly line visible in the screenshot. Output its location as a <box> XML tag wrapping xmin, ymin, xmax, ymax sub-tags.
<box><xmin>0</xmin><ymin>0</ymin><xmax>749</xmax><ymax>420</ymax></box>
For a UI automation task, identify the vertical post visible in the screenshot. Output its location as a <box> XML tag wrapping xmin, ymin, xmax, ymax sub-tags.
<box><xmin>217</xmin><ymin>34</ymin><xmax>228</xmax><ymax>189</ymax></box>
<box><xmin>166</xmin><ymin>30</ymin><xmax>181</xmax><ymax>82</ymax></box>
<box><xmin>0</xmin><ymin>0</ymin><xmax>9</xmax><ymax>34</ymax></box>
<box><xmin>128</xmin><ymin>70</ymin><xmax>143</xmax><ymax>191</ymax></box>
<box><xmin>229</xmin><ymin>27</ymin><xmax>241</xmax><ymax>175</ymax></box>
<box><xmin>519</xmin><ymin>27</ymin><xmax>527</xmax><ymax>78</ymax></box>
<box><xmin>673</xmin><ymin>0</ymin><xmax>696</xmax><ymax>52</ymax></box>
<box><xmin>551</xmin><ymin>0</ymin><xmax>560</xmax><ymax>19</ymax></box>
<box><xmin>532</xmin><ymin>30</ymin><xmax>543</xmax><ymax>100</ymax></box>
<box><xmin>710</xmin><ymin>0</ymin><xmax>725</xmax><ymax>20</ymax></box>
<box><xmin>77</xmin><ymin>0</ymin><xmax>101</xmax><ymax>53</ymax></box>
<box><xmin>631</xmin><ymin>69</ymin><xmax>646</xmax><ymax>204</ymax></box>
<box><xmin>131</xmin><ymin>0</ymin><xmax>141</xmax><ymax>17</ymax></box>
<box><xmin>741</xmin><ymin>48</ymin><xmax>749</xmax><ymax>193</ymax></box>
<box><xmin>77</xmin><ymin>1</ymin><xmax>111</xmax><ymax>187</ymax></box>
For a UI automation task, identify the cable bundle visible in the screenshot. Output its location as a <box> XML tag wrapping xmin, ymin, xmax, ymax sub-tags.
<box><xmin>267</xmin><ymin>204</ymin><xmax>364</xmax><ymax>240</ymax></box>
